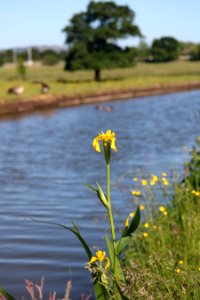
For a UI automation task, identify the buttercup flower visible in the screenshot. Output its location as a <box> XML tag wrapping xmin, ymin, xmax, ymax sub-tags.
<box><xmin>159</xmin><ymin>206</ymin><xmax>168</xmax><ymax>216</ymax></box>
<box><xmin>143</xmin><ymin>232</ymin><xmax>148</xmax><ymax>238</ymax></box>
<box><xmin>141</xmin><ymin>179</ymin><xmax>148</xmax><ymax>186</ymax></box>
<box><xmin>178</xmin><ymin>260</ymin><xmax>184</xmax><ymax>265</ymax></box>
<box><xmin>150</xmin><ymin>180</ymin><xmax>155</xmax><ymax>186</ymax></box>
<box><xmin>140</xmin><ymin>204</ymin><xmax>145</xmax><ymax>210</ymax></box>
<box><xmin>175</xmin><ymin>268</ymin><xmax>181</xmax><ymax>273</ymax></box>
<box><xmin>162</xmin><ymin>178</ymin><xmax>169</xmax><ymax>186</ymax></box>
<box><xmin>159</xmin><ymin>206</ymin><xmax>166</xmax><ymax>212</ymax></box>
<box><xmin>132</xmin><ymin>190</ymin><xmax>141</xmax><ymax>196</ymax></box>
<box><xmin>89</xmin><ymin>250</ymin><xmax>110</xmax><ymax>270</ymax></box>
<box><xmin>151</xmin><ymin>174</ymin><xmax>158</xmax><ymax>182</ymax></box>
<box><xmin>144</xmin><ymin>222</ymin><xmax>149</xmax><ymax>228</ymax></box>
<box><xmin>93</xmin><ymin>130</ymin><xmax>117</xmax><ymax>153</ymax></box>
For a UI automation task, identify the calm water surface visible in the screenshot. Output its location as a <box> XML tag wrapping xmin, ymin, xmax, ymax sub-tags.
<box><xmin>0</xmin><ymin>90</ymin><xmax>200</xmax><ymax>298</ymax></box>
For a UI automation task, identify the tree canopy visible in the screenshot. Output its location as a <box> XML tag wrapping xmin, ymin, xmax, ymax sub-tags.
<box><xmin>63</xmin><ymin>1</ymin><xmax>142</xmax><ymax>80</ymax></box>
<box><xmin>151</xmin><ymin>36</ymin><xmax>180</xmax><ymax>62</ymax></box>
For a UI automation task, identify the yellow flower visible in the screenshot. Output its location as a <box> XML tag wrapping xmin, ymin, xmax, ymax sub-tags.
<box><xmin>162</xmin><ymin>178</ymin><xmax>169</xmax><ymax>186</ymax></box>
<box><xmin>143</xmin><ymin>232</ymin><xmax>148</xmax><ymax>238</ymax></box>
<box><xmin>175</xmin><ymin>268</ymin><xmax>181</xmax><ymax>273</ymax></box>
<box><xmin>141</xmin><ymin>179</ymin><xmax>148</xmax><ymax>186</ymax></box>
<box><xmin>192</xmin><ymin>190</ymin><xmax>200</xmax><ymax>196</ymax></box>
<box><xmin>178</xmin><ymin>260</ymin><xmax>184</xmax><ymax>265</ymax></box>
<box><xmin>140</xmin><ymin>204</ymin><xmax>145</xmax><ymax>210</ymax></box>
<box><xmin>163</xmin><ymin>211</ymin><xmax>168</xmax><ymax>216</ymax></box>
<box><xmin>92</xmin><ymin>130</ymin><xmax>117</xmax><ymax>153</ymax></box>
<box><xmin>132</xmin><ymin>190</ymin><xmax>141</xmax><ymax>196</ymax></box>
<box><xmin>129</xmin><ymin>212</ymin><xmax>135</xmax><ymax>218</ymax></box>
<box><xmin>89</xmin><ymin>250</ymin><xmax>110</xmax><ymax>270</ymax></box>
<box><xmin>144</xmin><ymin>222</ymin><xmax>149</xmax><ymax>228</ymax></box>
<box><xmin>150</xmin><ymin>180</ymin><xmax>155</xmax><ymax>186</ymax></box>
<box><xmin>159</xmin><ymin>206</ymin><xmax>166</xmax><ymax>212</ymax></box>
<box><xmin>198</xmin><ymin>267</ymin><xmax>200</xmax><ymax>271</ymax></box>
<box><xmin>162</xmin><ymin>172</ymin><xmax>167</xmax><ymax>177</ymax></box>
<box><xmin>151</xmin><ymin>174</ymin><xmax>158</xmax><ymax>182</ymax></box>
<box><xmin>133</xmin><ymin>177</ymin><xmax>138</xmax><ymax>181</ymax></box>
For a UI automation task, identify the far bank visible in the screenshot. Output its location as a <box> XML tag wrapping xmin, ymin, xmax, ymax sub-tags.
<box><xmin>1</xmin><ymin>61</ymin><xmax>200</xmax><ymax>116</ymax></box>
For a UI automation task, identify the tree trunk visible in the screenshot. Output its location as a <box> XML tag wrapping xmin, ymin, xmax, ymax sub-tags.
<box><xmin>94</xmin><ymin>69</ymin><xmax>101</xmax><ymax>81</ymax></box>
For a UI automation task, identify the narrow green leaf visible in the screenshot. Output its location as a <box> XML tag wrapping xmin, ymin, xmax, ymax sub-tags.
<box><xmin>114</xmin><ymin>256</ymin><xmax>125</xmax><ymax>283</ymax></box>
<box><xmin>116</xmin><ymin>237</ymin><xmax>130</xmax><ymax>256</ymax></box>
<box><xmin>0</xmin><ymin>288</ymin><xmax>16</xmax><ymax>300</ymax></box>
<box><xmin>105</xmin><ymin>234</ymin><xmax>114</xmax><ymax>267</ymax></box>
<box><xmin>96</xmin><ymin>181</ymin><xmax>109</xmax><ymax>208</ymax></box>
<box><xmin>122</xmin><ymin>206</ymin><xmax>140</xmax><ymax>237</ymax></box>
<box><xmin>32</xmin><ymin>219</ymin><xmax>107</xmax><ymax>299</ymax></box>
<box><xmin>32</xmin><ymin>219</ymin><xmax>92</xmax><ymax>259</ymax></box>
<box><xmin>85</xmin><ymin>183</ymin><xmax>97</xmax><ymax>193</ymax></box>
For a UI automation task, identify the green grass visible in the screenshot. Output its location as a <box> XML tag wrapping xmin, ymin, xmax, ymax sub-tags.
<box><xmin>0</xmin><ymin>61</ymin><xmax>200</xmax><ymax>104</ymax></box>
<box><xmin>122</xmin><ymin>140</ymin><xmax>200</xmax><ymax>299</ymax></box>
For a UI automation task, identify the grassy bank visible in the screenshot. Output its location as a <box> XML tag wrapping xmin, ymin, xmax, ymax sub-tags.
<box><xmin>0</xmin><ymin>61</ymin><xmax>200</xmax><ymax>104</ymax></box>
<box><xmin>122</xmin><ymin>140</ymin><xmax>200</xmax><ymax>299</ymax></box>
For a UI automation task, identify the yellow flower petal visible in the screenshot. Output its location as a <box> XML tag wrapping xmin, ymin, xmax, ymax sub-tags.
<box><xmin>90</xmin><ymin>256</ymin><xmax>98</xmax><ymax>264</ymax></box>
<box><xmin>111</xmin><ymin>137</ymin><xmax>117</xmax><ymax>152</ymax></box>
<box><xmin>104</xmin><ymin>257</ymin><xmax>110</xmax><ymax>270</ymax></box>
<box><xmin>92</xmin><ymin>137</ymin><xmax>101</xmax><ymax>152</ymax></box>
<box><xmin>96</xmin><ymin>250</ymin><xmax>106</xmax><ymax>262</ymax></box>
<box><xmin>125</xmin><ymin>217</ymin><xmax>129</xmax><ymax>228</ymax></box>
<box><xmin>92</xmin><ymin>130</ymin><xmax>117</xmax><ymax>153</ymax></box>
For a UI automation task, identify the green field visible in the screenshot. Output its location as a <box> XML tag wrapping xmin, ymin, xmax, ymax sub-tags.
<box><xmin>0</xmin><ymin>61</ymin><xmax>200</xmax><ymax>103</ymax></box>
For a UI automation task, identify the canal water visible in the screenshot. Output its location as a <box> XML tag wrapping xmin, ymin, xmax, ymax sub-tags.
<box><xmin>0</xmin><ymin>90</ymin><xmax>200</xmax><ymax>299</ymax></box>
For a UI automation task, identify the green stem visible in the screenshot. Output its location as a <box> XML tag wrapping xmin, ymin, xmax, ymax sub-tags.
<box><xmin>107</xmin><ymin>162</ymin><xmax>120</xmax><ymax>299</ymax></box>
<box><xmin>106</xmin><ymin>162</ymin><xmax>116</xmax><ymax>244</ymax></box>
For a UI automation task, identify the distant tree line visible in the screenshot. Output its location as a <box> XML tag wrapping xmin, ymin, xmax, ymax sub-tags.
<box><xmin>1</xmin><ymin>38</ymin><xmax>200</xmax><ymax>70</ymax></box>
<box><xmin>1</xmin><ymin>0</ymin><xmax>200</xmax><ymax>75</ymax></box>
<box><xmin>0</xmin><ymin>48</ymin><xmax>67</xmax><ymax>67</ymax></box>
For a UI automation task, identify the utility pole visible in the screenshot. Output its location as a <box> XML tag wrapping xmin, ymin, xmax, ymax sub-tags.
<box><xmin>27</xmin><ymin>47</ymin><xmax>33</xmax><ymax>66</ymax></box>
<box><xmin>13</xmin><ymin>49</ymin><xmax>17</xmax><ymax>65</ymax></box>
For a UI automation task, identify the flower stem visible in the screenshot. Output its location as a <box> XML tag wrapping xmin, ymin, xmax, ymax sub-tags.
<box><xmin>106</xmin><ymin>162</ymin><xmax>116</xmax><ymax>244</ymax></box>
<box><xmin>107</xmin><ymin>162</ymin><xmax>120</xmax><ymax>299</ymax></box>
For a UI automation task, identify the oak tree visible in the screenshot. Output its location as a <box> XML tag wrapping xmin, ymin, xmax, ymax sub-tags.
<box><xmin>63</xmin><ymin>1</ymin><xmax>141</xmax><ymax>81</ymax></box>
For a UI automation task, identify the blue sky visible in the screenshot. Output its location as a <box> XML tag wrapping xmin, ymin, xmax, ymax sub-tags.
<box><xmin>0</xmin><ymin>0</ymin><xmax>199</xmax><ymax>50</ymax></box>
